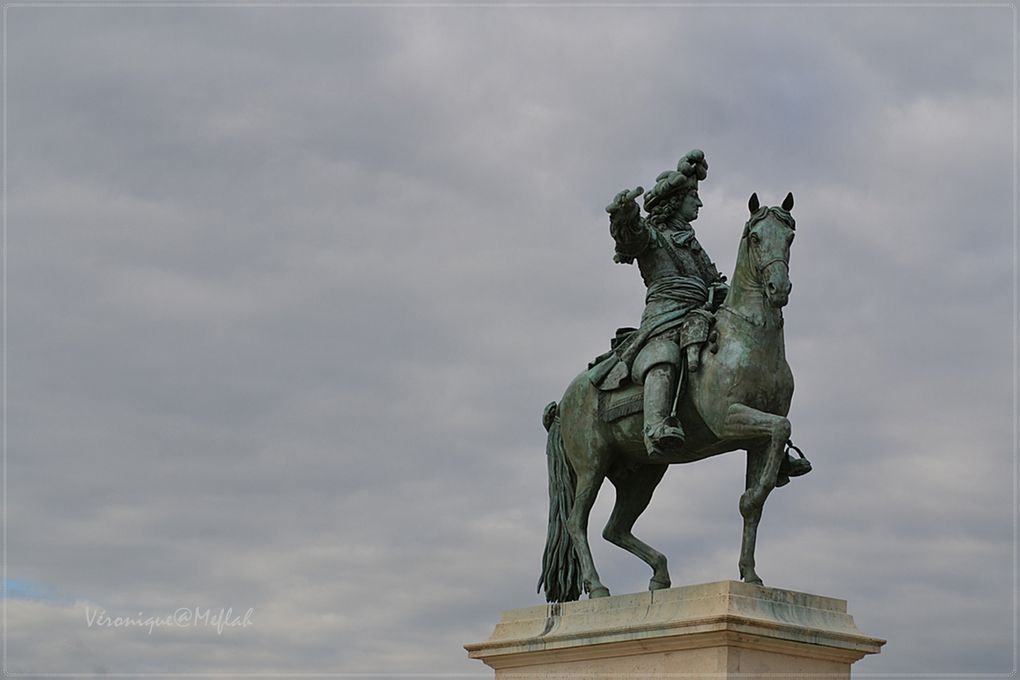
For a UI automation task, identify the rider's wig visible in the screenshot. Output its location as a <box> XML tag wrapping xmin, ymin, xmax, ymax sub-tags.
<box><xmin>643</xmin><ymin>149</ymin><xmax>708</xmax><ymax>213</ymax></box>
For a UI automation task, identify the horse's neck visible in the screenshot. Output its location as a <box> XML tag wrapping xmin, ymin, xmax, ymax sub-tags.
<box><xmin>726</xmin><ymin>240</ymin><xmax>783</xmax><ymax>329</ymax></box>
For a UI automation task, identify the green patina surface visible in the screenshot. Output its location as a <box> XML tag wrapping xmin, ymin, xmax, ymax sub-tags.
<box><xmin>539</xmin><ymin>150</ymin><xmax>811</xmax><ymax>603</ymax></box>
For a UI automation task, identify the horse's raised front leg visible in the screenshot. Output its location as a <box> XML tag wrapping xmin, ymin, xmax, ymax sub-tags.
<box><xmin>718</xmin><ymin>404</ymin><xmax>791</xmax><ymax>585</ymax></box>
<box><xmin>604</xmin><ymin>464</ymin><xmax>671</xmax><ymax>592</ymax></box>
<box><xmin>567</xmin><ymin>468</ymin><xmax>611</xmax><ymax>598</ymax></box>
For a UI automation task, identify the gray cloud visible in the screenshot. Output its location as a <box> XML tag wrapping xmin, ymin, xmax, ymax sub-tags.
<box><xmin>4</xmin><ymin>4</ymin><xmax>1014</xmax><ymax>677</ymax></box>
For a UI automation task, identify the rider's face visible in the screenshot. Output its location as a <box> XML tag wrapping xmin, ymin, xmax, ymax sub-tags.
<box><xmin>679</xmin><ymin>191</ymin><xmax>703</xmax><ymax>222</ymax></box>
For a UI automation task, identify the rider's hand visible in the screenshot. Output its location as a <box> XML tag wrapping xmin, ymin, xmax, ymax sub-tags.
<box><xmin>605</xmin><ymin>187</ymin><xmax>643</xmax><ymax>216</ymax></box>
<box><xmin>710</xmin><ymin>282</ymin><xmax>729</xmax><ymax>309</ymax></box>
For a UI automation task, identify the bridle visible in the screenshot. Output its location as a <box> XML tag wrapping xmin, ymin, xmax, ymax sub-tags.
<box><xmin>719</xmin><ymin>209</ymin><xmax>794</xmax><ymax>327</ymax></box>
<box><xmin>744</xmin><ymin>207</ymin><xmax>795</xmax><ymax>281</ymax></box>
<box><xmin>759</xmin><ymin>256</ymin><xmax>790</xmax><ymax>273</ymax></box>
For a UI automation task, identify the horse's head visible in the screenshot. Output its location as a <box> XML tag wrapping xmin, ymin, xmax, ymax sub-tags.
<box><xmin>743</xmin><ymin>192</ymin><xmax>796</xmax><ymax>308</ymax></box>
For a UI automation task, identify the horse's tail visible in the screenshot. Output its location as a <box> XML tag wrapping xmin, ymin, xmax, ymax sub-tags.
<box><xmin>537</xmin><ymin>401</ymin><xmax>583</xmax><ymax>602</ymax></box>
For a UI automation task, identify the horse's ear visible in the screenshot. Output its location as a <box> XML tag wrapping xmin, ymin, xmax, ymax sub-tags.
<box><xmin>748</xmin><ymin>193</ymin><xmax>760</xmax><ymax>214</ymax></box>
<box><xmin>782</xmin><ymin>192</ymin><xmax>794</xmax><ymax>211</ymax></box>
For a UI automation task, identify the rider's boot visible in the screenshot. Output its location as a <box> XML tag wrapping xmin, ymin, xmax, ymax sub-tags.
<box><xmin>643</xmin><ymin>363</ymin><xmax>685</xmax><ymax>460</ymax></box>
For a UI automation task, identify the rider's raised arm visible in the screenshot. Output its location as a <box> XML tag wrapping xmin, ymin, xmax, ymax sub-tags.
<box><xmin>606</xmin><ymin>187</ymin><xmax>649</xmax><ymax>264</ymax></box>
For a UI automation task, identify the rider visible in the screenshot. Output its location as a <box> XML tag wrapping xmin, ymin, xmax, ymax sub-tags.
<box><xmin>607</xmin><ymin>149</ymin><xmax>729</xmax><ymax>460</ymax></box>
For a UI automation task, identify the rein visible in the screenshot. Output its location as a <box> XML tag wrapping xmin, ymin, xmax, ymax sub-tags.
<box><xmin>718</xmin><ymin>302</ymin><xmax>784</xmax><ymax>329</ymax></box>
<box><xmin>717</xmin><ymin>305</ymin><xmax>762</xmax><ymax>327</ymax></box>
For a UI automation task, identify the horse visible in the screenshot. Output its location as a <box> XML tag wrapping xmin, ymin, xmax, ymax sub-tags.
<box><xmin>538</xmin><ymin>192</ymin><xmax>803</xmax><ymax>602</ymax></box>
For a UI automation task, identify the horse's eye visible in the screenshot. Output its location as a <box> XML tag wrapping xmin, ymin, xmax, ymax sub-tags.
<box><xmin>749</xmin><ymin>233</ymin><xmax>760</xmax><ymax>244</ymax></box>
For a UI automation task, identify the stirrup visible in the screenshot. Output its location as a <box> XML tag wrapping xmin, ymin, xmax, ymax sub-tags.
<box><xmin>645</xmin><ymin>422</ymin><xmax>685</xmax><ymax>459</ymax></box>
<box><xmin>781</xmin><ymin>440</ymin><xmax>812</xmax><ymax>477</ymax></box>
<box><xmin>784</xmin><ymin>456</ymin><xmax>812</xmax><ymax>477</ymax></box>
<box><xmin>776</xmin><ymin>441</ymin><xmax>812</xmax><ymax>486</ymax></box>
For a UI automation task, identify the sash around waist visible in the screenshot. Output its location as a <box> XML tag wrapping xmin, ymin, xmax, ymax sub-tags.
<box><xmin>645</xmin><ymin>275</ymin><xmax>709</xmax><ymax>306</ymax></box>
<box><xmin>606</xmin><ymin>275</ymin><xmax>710</xmax><ymax>369</ymax></box>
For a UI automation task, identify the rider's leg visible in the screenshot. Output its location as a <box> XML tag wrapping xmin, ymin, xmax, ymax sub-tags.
<box><xmin>642</xmin><ymin>362</ymin><xmax>684</xmax><ymax>458</ymax></box>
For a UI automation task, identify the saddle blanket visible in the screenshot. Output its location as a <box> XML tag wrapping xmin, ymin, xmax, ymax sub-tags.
<box><xmin>597</xmin><ymin>388</ymin><xmax>643</xmax><ymax>423</ymax></box>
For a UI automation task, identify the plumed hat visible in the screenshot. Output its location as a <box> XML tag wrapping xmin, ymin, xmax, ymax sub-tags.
<box><xmin>643</xmin><ymin>149</ymin><xmax>708</xmax><ymax>211</ymax></box>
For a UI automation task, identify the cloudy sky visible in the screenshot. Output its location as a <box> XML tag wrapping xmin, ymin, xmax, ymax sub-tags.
<box><xmin>3</xmin><ymin>2</ymin><xmax>1016</xmax><ymax>677</ymax></box>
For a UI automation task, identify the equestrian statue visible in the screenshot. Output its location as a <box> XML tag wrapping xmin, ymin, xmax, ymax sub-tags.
<box><xmin>538</xmin><ymin>149</ymin><xmax>812</xmax><ymax>602</ymax></box>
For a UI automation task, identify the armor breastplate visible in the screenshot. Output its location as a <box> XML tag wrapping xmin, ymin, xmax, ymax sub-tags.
<box><xmin>637</xmin><ymin>228</ymin><xmax>709</xmax><ymax>288</ymax></box>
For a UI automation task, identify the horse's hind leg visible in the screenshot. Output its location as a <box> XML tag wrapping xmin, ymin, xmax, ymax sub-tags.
<box><xmin>604</xmin><ymin>464</ymin><xmax>671</xmax><ymax>591</ymax></box>
<box><xmin>566</xmin><ymin>467</ymin><xmax>611</xmax><ymax>598</ymax></box>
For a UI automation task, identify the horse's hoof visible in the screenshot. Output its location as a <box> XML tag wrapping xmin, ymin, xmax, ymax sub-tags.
<box><xmin>649</xmin><ymin>578</ymin><xmax>671</xmax><ymax>591</ymax></box>
<box><xmin>589</xmin><ymin>586</ymin><xmax>611</xmax><ymax>599</ymax></box>
<box><xmin>743</xmin><ymin>575</ymin><xmax>764</xmax><ymax>586</ymax></box>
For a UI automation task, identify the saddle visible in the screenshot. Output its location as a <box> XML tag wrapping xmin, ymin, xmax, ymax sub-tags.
<box><xmin>586</xmin><ymin>328</ymin><xmax>637</xmax><ymax>392</ymax></box>
<box><xmin>586</xmin><ymin>311</ymin><xmax>716</xmax><ymax>424</ymax></box>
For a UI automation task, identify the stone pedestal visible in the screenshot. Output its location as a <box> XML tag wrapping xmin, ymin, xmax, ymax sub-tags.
<box><xmin>465</xmin><ymin>580</ymin><xmax>884</xmax><ymax>679</ymax></box>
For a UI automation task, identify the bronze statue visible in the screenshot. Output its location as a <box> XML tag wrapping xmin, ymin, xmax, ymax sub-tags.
<box><xmin>539</xmin><ymin>152</ymin><xmax>811</xmax><ymax>602</ymax></box>
<box><xmin>599</xmin><ymin>150</ymin><xmax>728</xmax><ymax>460</ymax></box>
